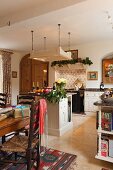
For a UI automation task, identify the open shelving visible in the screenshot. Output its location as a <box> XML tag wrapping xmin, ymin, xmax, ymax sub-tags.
<box><xmin>95</xmin><ymin>105</ymin><xmax>113</xmax><ymax>163</ymax></box>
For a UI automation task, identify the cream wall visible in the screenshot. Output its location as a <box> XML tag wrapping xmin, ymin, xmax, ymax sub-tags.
<box><xmin>75</xmin><ymin>40</ymin><xmax>113</xmax><ymax>89</ymax></box>
<box><xmin>11</xmin><ymin>52</ymin><xmax>24</xmax><ymax>105</ymax></box>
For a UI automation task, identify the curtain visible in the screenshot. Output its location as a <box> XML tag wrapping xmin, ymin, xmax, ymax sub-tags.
<box><xmin>0</xmin><ymin>55</ymin><xmax>3</xmax><ymax>92</ymax></box>
<box><xmin>1</xmin><ymin>50</ymin><xmax>12</xmax><ymax>104</ymax></box>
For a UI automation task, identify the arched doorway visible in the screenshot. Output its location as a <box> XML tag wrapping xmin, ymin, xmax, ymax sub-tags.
<box><xmin>20</xmin><ymin>54</ymin><xmax>49</xmax><ymax>93</ymax></box>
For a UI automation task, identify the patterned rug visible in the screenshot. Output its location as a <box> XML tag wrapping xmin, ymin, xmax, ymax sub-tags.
<box><xmin>0</xmin><ymin>147</ymin><xmax>77</xmax><ymax>170</ymax></box>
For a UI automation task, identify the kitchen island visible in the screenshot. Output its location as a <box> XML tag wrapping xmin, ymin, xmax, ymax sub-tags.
<box><xmin>47</xmin><ymin>94</ymin><xmax>73</xmax><ymax>136</ymax></box>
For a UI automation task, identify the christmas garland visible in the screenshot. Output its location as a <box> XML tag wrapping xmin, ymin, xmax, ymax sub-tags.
<box><xmin>51</xmin><ymin>57</ymin><xmax>93</xmax><ymax>67</ymax></box>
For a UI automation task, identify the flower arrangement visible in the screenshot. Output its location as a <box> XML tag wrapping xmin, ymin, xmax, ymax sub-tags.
<box><xmin>43</xmin><ymin>78</ymin><xmax>67</xmax><ymax>103</ymax></box>
<box><xmin>55</xmin><ymin>78</ymin><xmax>67</xmax><ymax>90</ymax></box>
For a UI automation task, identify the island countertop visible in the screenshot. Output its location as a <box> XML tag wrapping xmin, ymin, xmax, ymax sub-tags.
<box><xmin>94</xmin><ymin>101</ymin><xmax>113</xmax><ymax>107</ymax></box>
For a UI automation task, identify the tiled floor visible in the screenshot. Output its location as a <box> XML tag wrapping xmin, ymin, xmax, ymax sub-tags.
<box><xmin>47</xmin><ymin>113</ymin><xmax>113</xmax><ymax>170</ymax></box>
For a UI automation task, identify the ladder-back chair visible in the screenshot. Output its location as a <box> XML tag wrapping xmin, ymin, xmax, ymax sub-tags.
<box><xmin>0</xmin><ymin>93</ymin><xmax>7</xmax><ymax>108</ymax></box>
<box><xmin>0</xmin><ymin>100</ymin><xmax>41</xmax><ymax>170</ymax></box>
<box><xmin>0</xmin><ymin>93</ymin><xmax>9</xmax><ymax>143</ymax></box>
<box><xmin>17</xmin><ymin>94</ymin><xmax>35</xmax><ymax>106</ymax></box>
<box><xmin>17</xmin><ymin>94</ymin><xmax>35</xmax><ymax>135</ymax></box>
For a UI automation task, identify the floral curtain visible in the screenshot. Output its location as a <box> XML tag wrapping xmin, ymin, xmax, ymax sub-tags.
<box><xmin>0</xmin><ymin>55</ymin><xmax>3</xmax><ymax>92</ymax></box>
<box><xmin>0</xmin><ymin>50</ymin><xmax>13</xmax><ymax>104</ymax></box>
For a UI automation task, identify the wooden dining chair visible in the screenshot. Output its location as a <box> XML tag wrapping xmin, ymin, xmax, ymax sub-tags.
<box><xmin>17</xmin><ymin>94</ymin><xmax>35</xmax><ymax>106</ymax></box>
<box><xmin>17</xmin><ymin>94</ymin><xmax>35</xmax><ymax>136</ymax></box>
<box><xmin>0</xmin><ymin>93</ymin><xmax>9</xmax><ymax>143</ymax></box>
<box><xmin>0</xmin><ymin>93</ymin><xmax>7</xmax><ymax>108</ymax></box>
<box><xmin>0</xmin><ymin>100</ymin><xmax>41</xmax><ymax>170</ymax></box>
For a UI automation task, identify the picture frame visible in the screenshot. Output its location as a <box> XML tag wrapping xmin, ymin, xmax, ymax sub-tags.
<box><xmin>70</xmin><ymin>49</ymin><xmax>78</xmax><ymax>60</ymax></box>
<box><xmin>87</xmin><ymin>71</ymin><xmax>98</xmax><ymax>80</ymax></box>
<box><xmin>12</xmin><ymin>71</ymin><xmax>17</xmax><ymax>78</ymax></box>
<box><xmin>102</xmin><ymin>59</ymin><xmax>113</xmax><ymax>84</ymax></box>
<box><xmin>65</xmin><ymin>49</ymin><xmax>78</xmax><ymax>60</ymax></box>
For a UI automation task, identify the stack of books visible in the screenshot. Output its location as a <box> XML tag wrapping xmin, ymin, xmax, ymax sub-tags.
<box><xmin>101</xmin><ymin>135</ymin><xmax>113</xmax><ymax>158</ymax></box>
<box><xmin>101</xmin><ymin>112</ymin><xmax>113</xmax><ymax>131</ymax></box>
<box><xmin>101</xmin><ymin>135</ymin><xmax>109</xmax><ymax>157</ymax></box>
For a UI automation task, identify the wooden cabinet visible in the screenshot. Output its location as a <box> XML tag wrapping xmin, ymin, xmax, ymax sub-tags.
<box><xmin>47</xmin><ymin>97</ymin><xmax>73</xmax><ymax>136</ymax></box>
<box><xmin>84</xmin><ymin>91</ymin><xmax>104</xmax><ymax>113</ymax></box>
<box><xmin>32</xmin><ymin>59</ymin><xmax>48</xmax><ymax>88</ymax></box>
<box><xmin>20</xmin><ymin>54</ymin><xmax>32</xmax><ymax>93</ymax></box>
<box><xmin>20</xmin><ymin>54</ymin><xmax>49</xmax><ymax>93</ymax></box>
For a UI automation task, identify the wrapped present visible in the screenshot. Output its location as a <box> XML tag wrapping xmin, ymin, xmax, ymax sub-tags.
<box><xmin>14</xmin><ymin>105</ymin><xmax>30</xmax><ymax>118</ymax></box>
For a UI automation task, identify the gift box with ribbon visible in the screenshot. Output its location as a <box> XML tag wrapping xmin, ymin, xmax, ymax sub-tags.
<box><xmin>14</xmin><ymin>105</ymin><xmax>30</xmax><ymax>118</ymax></box>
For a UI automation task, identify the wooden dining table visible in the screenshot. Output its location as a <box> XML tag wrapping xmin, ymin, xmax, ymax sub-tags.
<box><xmin>0</xmin><ymin>117</ymin><xmax>30</xmax><ymax>137</ymax></box>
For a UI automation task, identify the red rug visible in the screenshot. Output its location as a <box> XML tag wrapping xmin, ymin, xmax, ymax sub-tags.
<box><xmin>0</xmin><ymin>147</ymin><xmax>77</xmax><ymax>170</ymax></box>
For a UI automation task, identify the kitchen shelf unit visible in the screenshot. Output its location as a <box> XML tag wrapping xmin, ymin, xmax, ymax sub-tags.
<box><xmin>95</xmin><ymin>155</ymin><xmax>113</xmax><ymax>163</ymax></box>
<box><xmin>95</xmin><ymin>104</ymin><xmax>113</xmax><ymax>163</ymax></box>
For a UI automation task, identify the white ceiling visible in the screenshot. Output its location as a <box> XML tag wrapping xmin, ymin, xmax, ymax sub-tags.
<box><xmin>0</xmin><ymin>0</ymin><xmax>113</xmax><ymax>53</ymax></box>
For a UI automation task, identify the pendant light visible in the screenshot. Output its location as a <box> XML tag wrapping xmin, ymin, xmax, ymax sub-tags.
<box><xmin>44</xmin><ymin>37</ymin><xmax>47</xmax><ymax>50</ymax></box>
<box><xmin>68</xmin><ymin>32</ymin><xmax>71</xmax><ymax>51</ymax></box>
<box><xmin>30</xmin><ymin>30</ymin><xmax>45</xmax><ymax>61</ymax></box>
<box><xmin>31</xmin><ymin>30</ymin><xmax>34</xmax><ymax>52</ymax></box>
<box><xmin>54</xmin><ymin>24</ymin><xmax>71</xmax><ymax>60</ymax></box>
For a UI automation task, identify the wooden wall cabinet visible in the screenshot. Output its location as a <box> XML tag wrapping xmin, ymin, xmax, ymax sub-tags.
<box><xmin>102</xmin><ymin>59</ymin><xmax>113</xmax><ymax>84</ymax></box>
<box><xmin>20</xmin><ymin>54</ymin><xmax>49</xmax><ymax>93</ymax></box>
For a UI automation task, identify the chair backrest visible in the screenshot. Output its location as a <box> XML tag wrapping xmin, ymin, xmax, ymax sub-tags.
<box><xmin>28</xmin><ymin>100</ymin><xmax>39</xmax><ymax>150</ymax></box>
<box><xmin>0</xmin><ymin>93</ymin><xmax>7</xmax><ymax>108</ymax></box>
<box><xmin>17</xmin><ymin>94</ymin><xmax>35</xmax><ymax>106</ymax></box>
<box><xmin>28</xmin><ymin>99</ymin><xmax>47</xmax><ymax>149</ymax></box>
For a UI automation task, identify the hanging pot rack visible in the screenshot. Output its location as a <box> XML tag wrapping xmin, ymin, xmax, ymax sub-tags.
<box><xmin>30</xmin><ymin>24</ymin><xmax>72</xmax><ymax>61</ymax></box>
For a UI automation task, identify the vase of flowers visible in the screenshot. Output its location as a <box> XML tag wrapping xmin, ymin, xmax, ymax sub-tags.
<box><xmin>55</xmin><ymin>78</ymin><xmax>66</xmax><ymax>90</ymax></box>
<box><xmin>43</xmin><ymin>78</ymin><xmax>67</xmax><ymax>103</ymax></box>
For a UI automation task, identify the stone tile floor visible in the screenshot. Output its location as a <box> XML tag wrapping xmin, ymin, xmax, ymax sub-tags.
<box><xmin>47</xmin><ymin>113</ymin><xmax>113</xmax><ymax>170</ymax></box>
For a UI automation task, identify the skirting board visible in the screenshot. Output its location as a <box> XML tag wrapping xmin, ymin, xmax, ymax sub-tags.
<box><xmin>48</xmin><ymin>122</ymin><xmax>73</xmax><ymax>136</ymax></box>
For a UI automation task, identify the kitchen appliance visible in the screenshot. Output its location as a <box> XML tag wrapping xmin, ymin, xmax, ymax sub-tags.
<box><xmin>66</xmin><ymin>89</ymin><xmax>84</xmax><ymax>113</ymax></box>
<box><xmin>72</xmin><ymin>90</ymin><xmax>84</xmax><ymax>113</ymax></box>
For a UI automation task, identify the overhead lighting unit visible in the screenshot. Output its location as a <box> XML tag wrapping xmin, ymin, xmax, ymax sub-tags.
<box><xmin>30</xmin><ymin>30</ymin><xmax>46</xmax><ymax>61</ymax></box>
<box><xmin>30</xmin><ymin>24</ymin><xmax>71</xmax><ymax>61</ymax></box>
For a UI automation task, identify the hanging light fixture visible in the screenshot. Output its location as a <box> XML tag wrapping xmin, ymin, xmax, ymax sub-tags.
<box><xmin>52</xmin><ymin>24</ymin><xmax>71</xmax><ymax>60</ymax></box>
<box><xmin>30</xmin><ymin>30</ymin><xmax>45</xmax><ymax>61</ymax></box>
<box><xmin>31</xmin><ymin>30</ymin><xmax>34</xmax><ymax>52</ymax></box>
<box><xmin>30</xmin><ymin>24</ymin><xmax>71</xmax><ymax>61</ymax></box>
<box><xmin>44</xmin><ymin>36</ymin><xmax>47</xmax><ymax>50</ymax></box>
<box><xmin>68</xmin><ymin>32</ymin><xmax>71</xmax><ymax>51</ymax></box>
